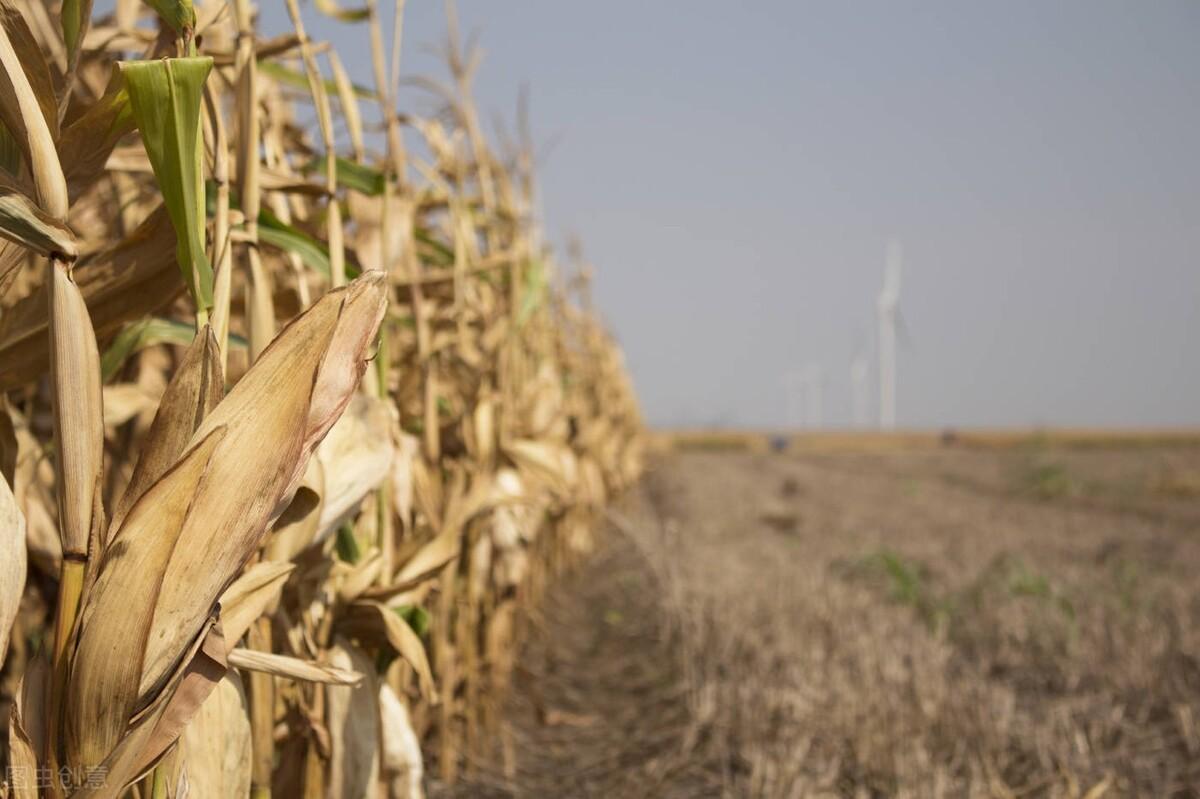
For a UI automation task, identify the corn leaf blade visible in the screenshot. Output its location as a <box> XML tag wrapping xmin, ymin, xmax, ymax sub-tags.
<box><xmin>120</xmin><ymin>57</ymin><xmax>214</xmax><ymax>311</ymax></box>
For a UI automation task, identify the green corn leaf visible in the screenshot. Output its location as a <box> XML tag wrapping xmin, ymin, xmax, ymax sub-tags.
<box><xmin>335</xmin><ymin>524</ymin><xmax>361</xmax><ymax>564</ymax></box>
<box><xmin>258</xmin><ymin>207</ymin><xmax>361</xmax><ymax>279</ymax></box>
<box><xmin>61</xmin><ymin>0</ymin><xmax>95</xmax><ymax>65</ymax></box>
<box><xmin>393</xmin><ymin>604</ymin><xmax>430</xmax><ymax>638</ymax></box>
<box><xmin>142</xmin><ymin>0</ymin><xmax>196</xmax><ymax>34</ymax></box>
<box><xmin>303</xmin><ymin>155</ymin><xmax>385</xmax><ymax>196</ymax></box>
<box><xmin>518</xmin><ymin>257</ymin><xmax>547</xmax><ymax>325</ymax></box>
<box><xmin>414</xmin><ymin>226</ymin><xmax>454</xmax><ymax>267</ymax></box>
<box><xmin>258</xmin><ymin>61</ymin><xmax>375</xmax><ymax>101</ymax></box>
<box><xmin>0</xmin><ymin>122</ymin><xmax>21</xmax><ymax>177</ymax></box>
<box><xmin>101</xmin><ymin>316</ymin><xmax>246</xmax><ymax>382</ymax></box>
<box><xmin>315</xmin><ymin>0</ymin><xmax>370</xmax><ymax>22</ymax></box>
<box><xmin>120</xmin><ymin>57</ymin><xmax>214</xmax><ymax>312</ymax></box>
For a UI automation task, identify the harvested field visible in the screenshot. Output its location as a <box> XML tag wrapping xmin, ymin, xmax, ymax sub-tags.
<box><xmin>448</xmin><ymin>443</ymin><xmax>1200</xmax><ymax>797</ymax></box>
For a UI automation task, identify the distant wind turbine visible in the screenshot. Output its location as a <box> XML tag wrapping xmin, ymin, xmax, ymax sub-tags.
<box><xmin>877</xmin><ymin>241</ymin><xmax>902</xmax><ymax>430</ymax></box>
<box><xmin>783</xmin><ymin>365</ymin><xmax>824</xmax><ymax>430</ymax></box>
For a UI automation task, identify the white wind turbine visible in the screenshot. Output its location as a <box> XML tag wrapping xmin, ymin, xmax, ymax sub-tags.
<box><xmin>877</xmin><ymin>241</ymin><xmax>902</xmax><ymax>430</ymax></box>
<box><xmin>783</xmin><ymin>365</ymin><xmax>824</xmax><ymax>430</ymax></box>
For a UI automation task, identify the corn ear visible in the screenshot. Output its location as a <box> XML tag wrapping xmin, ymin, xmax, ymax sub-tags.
<box><xmin>110</xmin><ymin>325</ymin><xmax>223</xmax><ymax>533</ymax></box>
<box><xmin>65</xmin><ymin>427</ymin><xmax>227</xmax><ymax>772</ymax></box>
<box><xmin>139</xmin><ymin>272</ymin><xmax>386</xmax><ymax>700</ymax></box>
<box><xmin>47</xmin><ymin>260</ymin><xmax>104</xmax><ymax>560</ymax></box>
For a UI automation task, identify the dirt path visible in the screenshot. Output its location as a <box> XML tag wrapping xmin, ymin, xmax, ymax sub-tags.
<box><xmin>432</xmin><ymin>509</ymin><xmax>723</xmax><ymax>798</ymax></box>
<box><xmin>440</xmin><ymin>447</ymin><xmax>1200</xmax><ymax>797</ymax></box>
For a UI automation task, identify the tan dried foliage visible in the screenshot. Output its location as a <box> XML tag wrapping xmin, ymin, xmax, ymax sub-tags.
<box><xmin>0</xmin><ymin>0</ymin><xmax>642</xmax><ymax>796</ymax></box>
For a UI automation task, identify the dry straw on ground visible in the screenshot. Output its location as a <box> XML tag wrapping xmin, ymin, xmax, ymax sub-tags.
<box><xmin>0</xmin><ymin>1</ymin><xmax>642</xmax><ymax>796</ymax></box>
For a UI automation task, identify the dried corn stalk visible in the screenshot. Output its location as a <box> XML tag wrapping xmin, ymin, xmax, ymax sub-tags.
<box><xmin>0</xmin><ymin>1</ymin><xmax>642</xmax><ymax>797</ymax></box>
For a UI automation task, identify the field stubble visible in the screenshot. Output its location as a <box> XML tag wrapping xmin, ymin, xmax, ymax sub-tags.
<box><xmin>471</xmin><ymin>444</ymin><xmax>1200</xmax><ymax>797</ymax></box>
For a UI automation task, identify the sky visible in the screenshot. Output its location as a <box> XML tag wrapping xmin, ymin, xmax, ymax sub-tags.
<box><xmin>112</xmin><ymin>1</ymin><xmax>1200</xmax><ymax>429</ymax></box>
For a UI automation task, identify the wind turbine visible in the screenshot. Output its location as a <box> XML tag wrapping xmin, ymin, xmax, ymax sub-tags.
<box><xmin>850</xmin><ymin>346</ymin><xmax>869</xmax><ymax>428</ymax></box>
<box><xmin>783</xmin><ymin>365</ymin><xmax>823</xmax><ymax>429</ymax></box>
<box><xmin>877</xmin><ymin>241</ymin><xmax>902</xmax><ymax>430</ymax></box>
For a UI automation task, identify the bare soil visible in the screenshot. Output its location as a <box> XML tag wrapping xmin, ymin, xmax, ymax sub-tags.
<box><xmin>441</xmin><ymin>444</ymin><xmax>1200</xmax><ymax>798</ymax></box>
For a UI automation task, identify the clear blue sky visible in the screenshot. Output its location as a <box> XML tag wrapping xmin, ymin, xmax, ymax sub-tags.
<box><xmin>138</xmin><ymin>2</ymin><xmax>1200</xmax><ymax>428</ymax></box>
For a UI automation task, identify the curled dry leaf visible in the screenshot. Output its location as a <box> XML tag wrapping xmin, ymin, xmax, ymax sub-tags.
<box><xmin>217</xmin><ymin>561</ymin><xmax>295</xmax><ymax>649</ymax></box>
<box><xmin>227</xmin><ymin>648</ymin><xmax>362</xmax><ymax>686</ymax></box>
<box><xmin>60</xmin><ymin>74</ymin><xmax>137</xmax><ymax>201</ymax></box>
<box><xmin>0</xmin><ymin>173</ymin><xmax>77</xmax><ymax>258</ymax></box>
<box><xmin>345</xmin><ymin>600</ymin><xmax>436</xmax><ymax>701</ymax></box>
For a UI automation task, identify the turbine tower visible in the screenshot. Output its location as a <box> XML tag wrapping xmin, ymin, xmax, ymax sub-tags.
<box><xmin>877</xmin><ymin>241</ymin><xmax>902</xmax><ymax>430</ymax></box>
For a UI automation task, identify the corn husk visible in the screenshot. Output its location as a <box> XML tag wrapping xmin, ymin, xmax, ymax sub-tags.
<box><xmin>180</xmin><ymin>672</ymin><xmax>252</xmax><ymax>799</ymax></box>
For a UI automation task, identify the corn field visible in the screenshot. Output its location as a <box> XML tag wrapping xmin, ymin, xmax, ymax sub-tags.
<box><xmin>0</xmin><ymin>1</ymin><xmax>643</xmax><ymax>796</ymax></box>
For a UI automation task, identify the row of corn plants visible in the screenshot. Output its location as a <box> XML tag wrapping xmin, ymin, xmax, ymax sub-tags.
<box><xmin>0</xmin><ymin>1</ymin><xmax>643</xmax><ymax>796</ymax></box>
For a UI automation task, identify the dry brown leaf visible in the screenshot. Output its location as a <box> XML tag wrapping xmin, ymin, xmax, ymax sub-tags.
<box><xmin>227</xmin><ymin>648</ymin><xmax>362</xmax><ymax>686</ymax></box>
<box><xmin>6</xmin><ymin>659</ymin><xmax>46</xmax><ymax>799</ymax></box>
<box><xmin>217</xmin><ymin>561</ymin><xmax>295</xmax><ymax>649</ymax></box>
<box><xmin>0</xmin><ymin>1</ymin><xmax>65</xmax><ymax>217</ymax></box>
<box><xmin>347</xmin><ymin>600</ymin><xmax>435</xmax><ymax>701</ymax></box>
